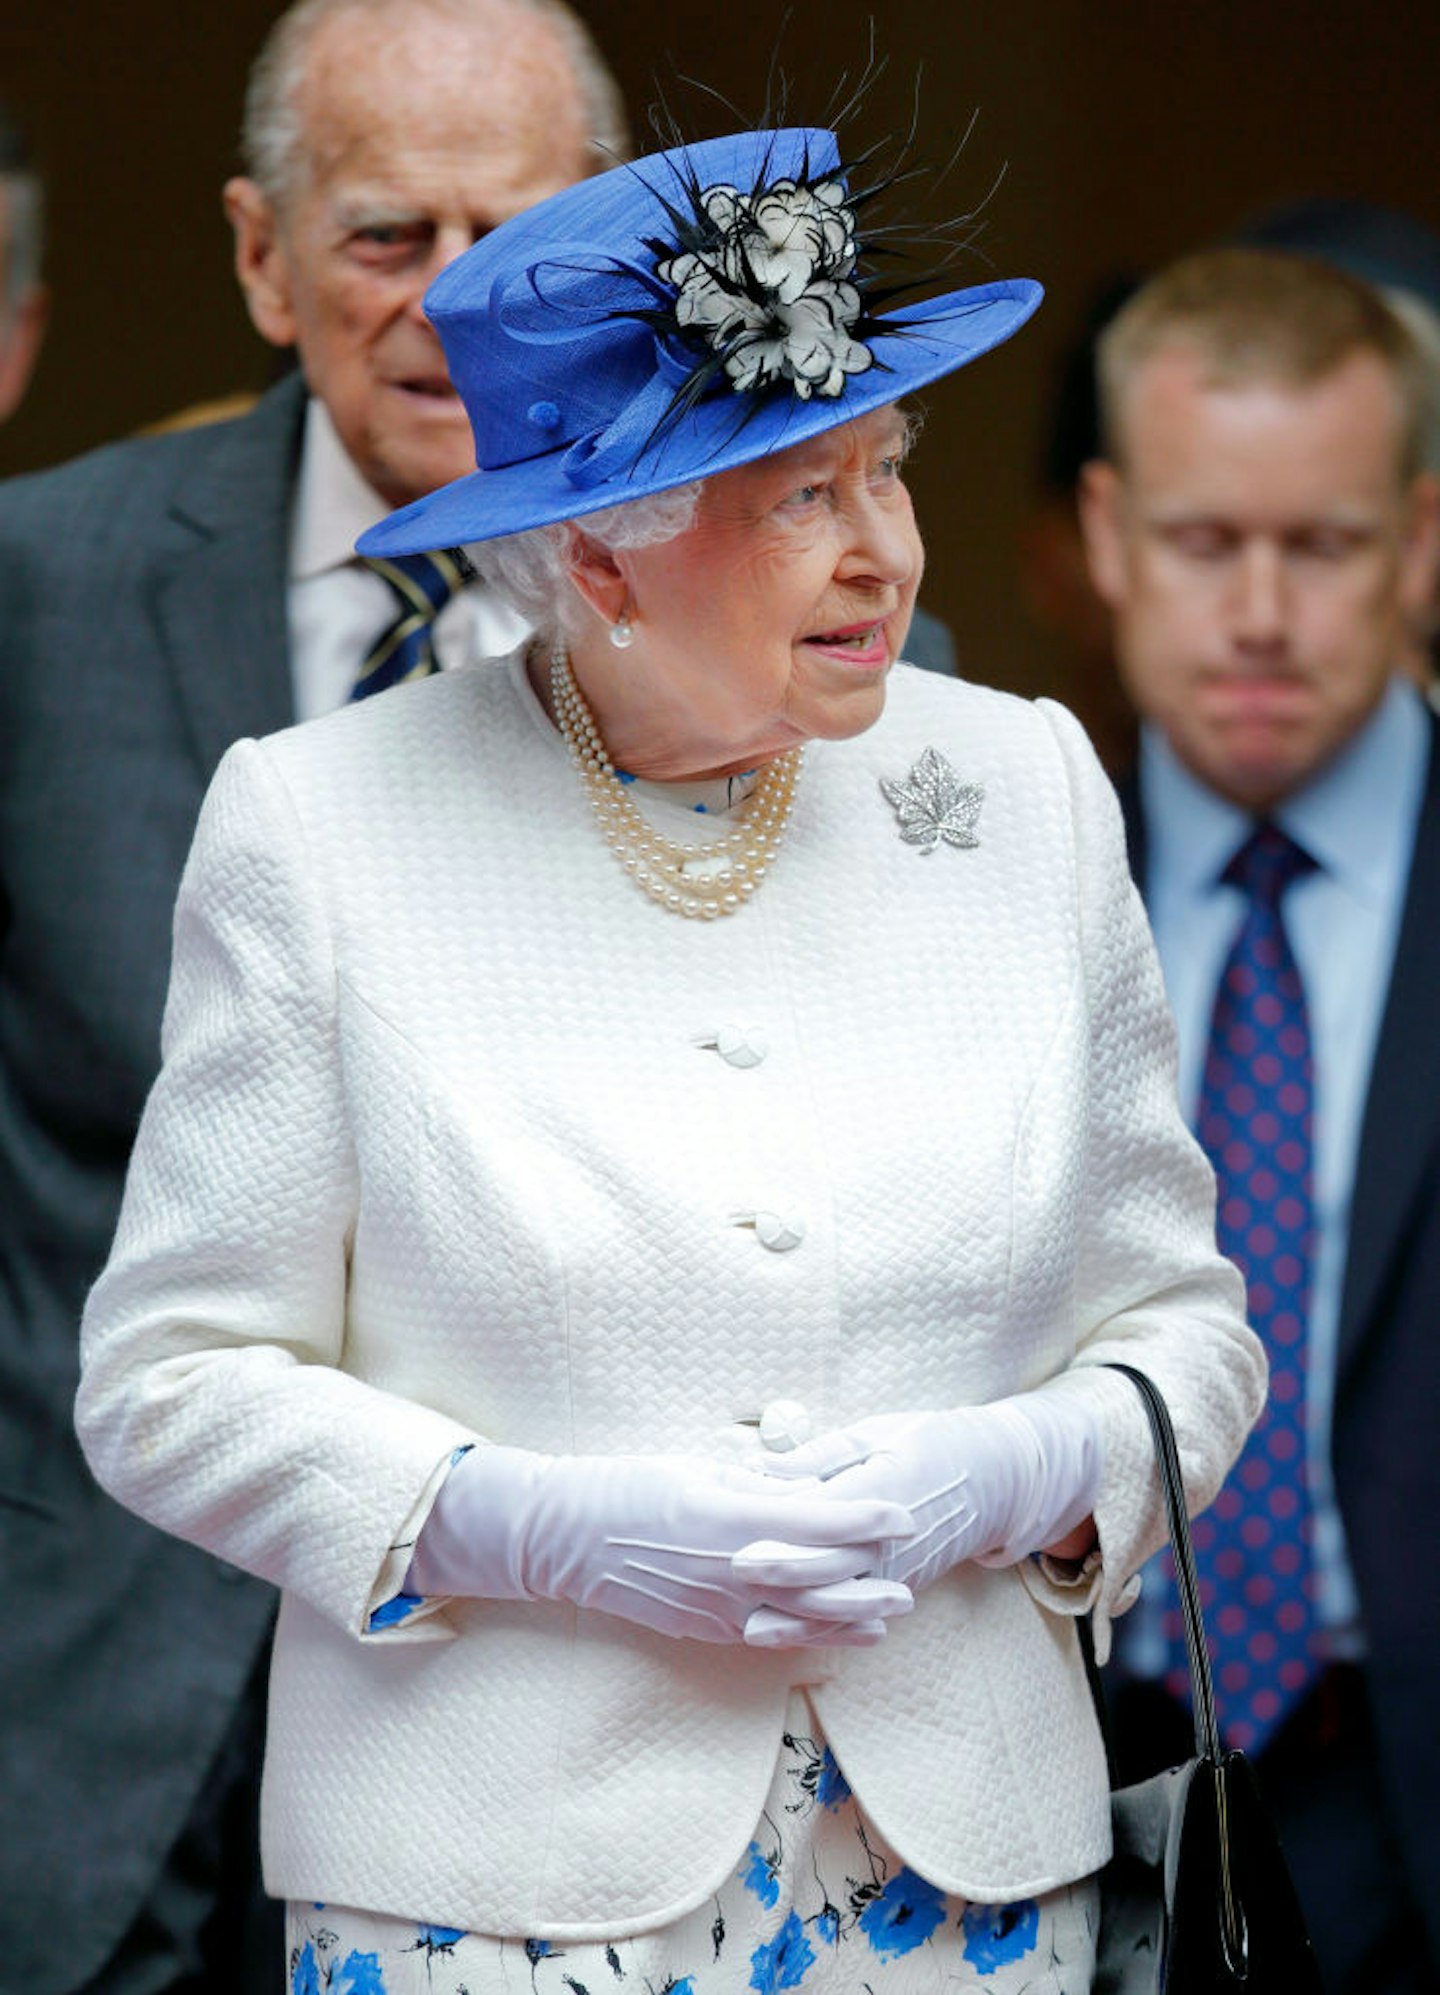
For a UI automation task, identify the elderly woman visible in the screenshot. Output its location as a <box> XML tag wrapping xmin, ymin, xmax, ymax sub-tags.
<box><xmin>77</xmin><ymin>126</ymin><xmax>1262</xmax><ymax>1995</ymax></box>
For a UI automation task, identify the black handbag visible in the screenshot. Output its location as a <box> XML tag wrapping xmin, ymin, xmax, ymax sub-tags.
<box><xmin>1093</xmin><ymin>1363</ymin><xmax>1324</xmax><ymax>1993</ymax></box>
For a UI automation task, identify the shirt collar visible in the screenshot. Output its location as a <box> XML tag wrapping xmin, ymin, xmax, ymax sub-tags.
<box><xmin>289</xmin><ymin>397</ymin><xmax>393</xmax><ymax>581</ymax></box>
<box><xmin>1139</xmin><ymin>673</ymin><xmax>1430</xmax><ymax>906</ymax></box>
<box><xmin>1139</xmin><ymin>725</ymin><xmax>1248</xmax><ymax>904</ymax></box>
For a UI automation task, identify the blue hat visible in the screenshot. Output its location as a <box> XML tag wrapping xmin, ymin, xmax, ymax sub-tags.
<box><xmin>358</xmin><ymin>126</ymin><xmax>1042</xmax><ymax>555</ymax></box>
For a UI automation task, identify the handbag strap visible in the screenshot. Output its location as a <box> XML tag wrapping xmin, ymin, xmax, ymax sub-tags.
<box><xmin>1105</xmin><ymin>1361</ymin><xmax>1223</xmax><ymax>1765</ymax></box>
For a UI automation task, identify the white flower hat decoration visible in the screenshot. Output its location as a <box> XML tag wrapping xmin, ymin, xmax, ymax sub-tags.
<box><xmin>658</xmin><ymin>175</ymin><xmax>871</xmax><ymax>401</ymax></box>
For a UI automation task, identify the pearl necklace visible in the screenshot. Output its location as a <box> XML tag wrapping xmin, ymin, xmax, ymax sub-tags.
<box><xmin>549</xmin><ymin>648</ymin><xmax>805</xmax><ymax>919</ymax></box>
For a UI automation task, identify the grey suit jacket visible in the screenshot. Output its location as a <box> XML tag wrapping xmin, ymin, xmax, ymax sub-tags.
<box><xmin>0</xmin><ymin>374</ymin><xmax>305</xmax><ymax>1992</ymax></box>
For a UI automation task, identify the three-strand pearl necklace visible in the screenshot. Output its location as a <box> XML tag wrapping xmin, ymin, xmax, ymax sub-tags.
<box><xmin>549</xmin><ymin>648</ymin><xmax>804</xmax><ymax>920</ymax></box>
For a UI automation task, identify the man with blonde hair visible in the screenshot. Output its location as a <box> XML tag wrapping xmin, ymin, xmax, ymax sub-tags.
<box><xmin>1082</xmin><ymin>245</ymin><xmax>1440</xmax><ymax>1994</ymax></box>
<box><xmin>0</xmin><ymin>3</ymin><xmax>623</xmax><ymax>1989</ymax></box>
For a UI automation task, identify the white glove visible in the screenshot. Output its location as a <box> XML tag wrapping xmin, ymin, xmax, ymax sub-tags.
<box><xmin>405</xmin><ymin>1445</ymin><xmax>916</xmax><ymax>1647</ymax></box>
<box><xmin>761</xmin><ymin>1395</ymin><xmax>1102</xmax><ymax>1595</ymax></box>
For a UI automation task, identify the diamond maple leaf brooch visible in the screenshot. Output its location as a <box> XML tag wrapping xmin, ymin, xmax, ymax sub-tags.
<box><xmin>880</xmin><ymin>748</ymin><xmax>984</xmax><ymax>854</ymax></box>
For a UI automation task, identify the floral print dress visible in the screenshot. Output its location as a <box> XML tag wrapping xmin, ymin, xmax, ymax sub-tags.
<box><xmin>286</xmin><ymin>1692</ymin><xmax>1099</xmax><ymax>1995</ymax></box>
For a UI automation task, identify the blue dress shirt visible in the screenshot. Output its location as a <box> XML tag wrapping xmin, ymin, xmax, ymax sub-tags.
<box><xmin>1129</xmin><ymin>675</ymin><xmax>1428</xmax><ymax>1662</ymax></box>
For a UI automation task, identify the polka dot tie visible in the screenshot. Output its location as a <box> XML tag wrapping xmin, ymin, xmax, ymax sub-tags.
<box><xmin>352</xmin><ymin>550</ymin><xmax>466</xmax><ymax>701</ymax></box>
<box><xmin>1166</xmin><ymin>821</ymin><xmax>1323</xmax><ymax>1752</ymax></box>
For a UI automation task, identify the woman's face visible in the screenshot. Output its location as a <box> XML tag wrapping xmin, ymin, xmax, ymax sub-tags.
<box><xmin>570</xmin><ymin>404</ymin><xmax>925</xmax><ymax>780</ymax></box>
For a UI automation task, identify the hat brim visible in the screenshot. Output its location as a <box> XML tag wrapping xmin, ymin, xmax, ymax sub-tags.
<box><xmin>358</xmin><ymin>277</ymin><xmax>1041</xmax><ymax>558</ymax></box>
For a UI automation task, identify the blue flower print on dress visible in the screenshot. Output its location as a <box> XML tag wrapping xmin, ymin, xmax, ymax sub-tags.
<box><xmin>961</xmin><ymin>1899</ymin><xmax>1040</xmax><ymax>1975</ymax></box>
<box><xmin>334</xmin><ymin>1951</ymin><xmax>387</xmax><ymax>1995</ymax></box>
<box><xmin>740</xmin><ymin>1840</ymin><xmax>781</xmax><ymax>1909</ymax></box>
<box><xmin>814</xmin><ymin>1750</ymin><xmax>850</xmax><ymax>1812</ymax></box>
<box><xmin>290</xmin><ymin>1938</ymin><xmax>388</xmax><ymax>1994</ymax></box>
<box><xmin>782</xmin><ymin>1728</ymin><xmax>851</xmax><ymax>1814</ymax></box>
<box><xmin>367</xmin><ymin>1591</ymin><xmax>423</xmax><ymax>1632</ymax></box>
<box><xmin>411</xmin><ymin>1925</ymin><xmax>464</xmax><ymax>1957</ymax></box>
<box><xmin>858</xmin><ymin>1868</ymin><xmax>947</xmax><ymax>1959</ymax></box>
<box><xmin>749</xmin><ymin>1909</ymin><xmax>815</xmax><ymax>1993</ymax></box>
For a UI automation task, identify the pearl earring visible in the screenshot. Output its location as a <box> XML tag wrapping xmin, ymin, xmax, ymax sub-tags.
<box><xmin>608</xmin><ymin>610</ymin><xmax>635</xmax><ymax>650</ymax></box>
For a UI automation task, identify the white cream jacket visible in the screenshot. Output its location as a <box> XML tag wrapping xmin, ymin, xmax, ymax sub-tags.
<box><xmin>77</xmin><ymin>654</ymin><xmax>1262</xmax><ymax>1937</ymax></box>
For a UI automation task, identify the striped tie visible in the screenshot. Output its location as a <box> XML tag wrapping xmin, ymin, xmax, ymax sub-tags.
<box><xmin>352</xmin><ymin>550</ymin><xmax>466</xmax><ymax>701</ymax></box>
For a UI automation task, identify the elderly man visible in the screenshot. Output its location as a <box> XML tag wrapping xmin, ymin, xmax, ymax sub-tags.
<box><xmin>0</xmin><ymin>3</ymin><xmax>622</xmax><ymax>1990</ymax></box>
<box><xmin>1080</xmin><ymin>246</ymin><xmax>1440</xmax><ymax>1995</ymax></box>
<box><xmin>0</xmin><ymin>97</ymin><xmax>46</xmax><ymax>423</ymax></box>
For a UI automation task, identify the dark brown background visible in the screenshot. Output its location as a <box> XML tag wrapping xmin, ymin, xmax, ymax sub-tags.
<box><xmin>3</xmin><ymin>0</ymin><xmax>1438</xmax><ymax>700</ymax></box>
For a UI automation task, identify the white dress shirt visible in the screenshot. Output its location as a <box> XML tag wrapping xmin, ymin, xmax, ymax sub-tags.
<box><xmin>1136</xmin><ymin>673</ymin><xmax>1428</xmax><ymax>1649</ymax></box>
<box><xmin>287</xmin><ymin>398</ymin><xmax>528</xmax><ymax>720</ymax></box>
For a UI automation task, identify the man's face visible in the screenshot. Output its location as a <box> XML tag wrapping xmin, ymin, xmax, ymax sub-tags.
<box><xmin>226</xmin><ymin>2</ymin><xmax>593</xmax><ymax>508</ymax></box>
<box><xmin>1081</xmin><ymin>343</ymin><xmax>1440</xmax><ymax>810</ymax></box>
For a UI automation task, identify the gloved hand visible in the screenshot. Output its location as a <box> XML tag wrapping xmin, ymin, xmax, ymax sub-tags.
<box><xmin>405</xmin><ymin>1445</ymin><xmax>916</xmax><ymax>1647</ymax></box>
<box><xmin>759</xmin><ymin>1394</ymin><xmax>1102</xmax><ymax>1596</ymax></box>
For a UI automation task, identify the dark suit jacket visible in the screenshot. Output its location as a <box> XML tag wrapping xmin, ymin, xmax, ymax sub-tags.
<box><xmin>0</xmin><ymin>375</ymin><xmax>306</xmax><ymax>1992</ymax></box>
<box><xmin>1118</xmin><ymin>724</ymin><xmax>1440</xmax><ymax>1959</ymax></box>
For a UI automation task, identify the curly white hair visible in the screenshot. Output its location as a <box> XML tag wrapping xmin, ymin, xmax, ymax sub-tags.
<box><xmin>465</xmin><ymin>484</ymin><xmax>702</xmax><ymax>644</ymax></box>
